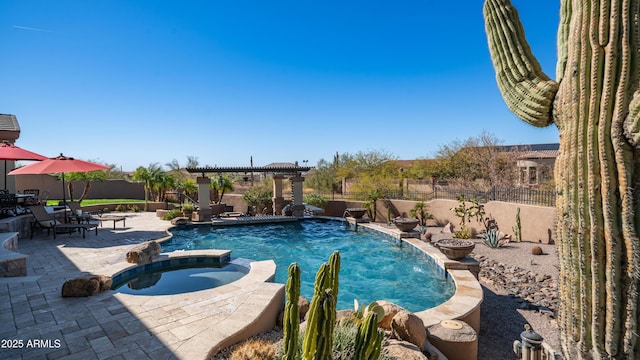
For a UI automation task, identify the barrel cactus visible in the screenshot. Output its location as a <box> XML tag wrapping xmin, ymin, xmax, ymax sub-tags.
<box><xmin>484</xmin><ymin>0</ymin><xmax>640</xmax><ymax>358</ymax></box>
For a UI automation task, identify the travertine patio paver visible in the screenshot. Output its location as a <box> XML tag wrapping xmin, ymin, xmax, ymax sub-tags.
<box><xmin>0</xmin><ymin>212</ymin><xmax>283</xmax><ymax>360</ymax></box>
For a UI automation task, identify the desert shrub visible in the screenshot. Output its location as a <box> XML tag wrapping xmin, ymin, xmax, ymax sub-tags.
<box><xmin>115</xmin><ymin>204</ymin><xmax>127</xmax><ymax>212</ymax></box>
<box><xmin>303</xmin><ymin>193</ymin><xmax>328</xmax><ymax>209</ymax></box>
<box><xmin>242</xmin><ymin>185</ymin><xmax>273</xmax><ymax>214</ymax></box>
<box><xmin>129</xmin><ymin>204</ymin><xmax>140</xmax><ymax>212</ymax></box>
<box><xmin>276</xmin><ymin>322</ymin><xmax>392</xmax><ymax>360</ymax></box>
<box><xmin>162</xmin><ymin>209</ymin><xmax>182</xmax><ymax>221</ymax></box>
<box><xmin>454</xmin><ymin>227</ymin><xmax>472</xmax><ymax>239</ymax></box>
<box><xmin>230</xmin><ymin>339</ymin><xmax>276</xmax><ymax>360</ymax></box>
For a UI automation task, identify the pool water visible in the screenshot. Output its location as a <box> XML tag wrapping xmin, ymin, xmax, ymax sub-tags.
<box><xmin>112</xmin><ymin>263</ymin><xmax>248</xmax><ymax>296</ymax></box>
<box><xmin>162</xmin><ymin>219</ymin><xmax>455</xmax><ymax>312</ymax></box>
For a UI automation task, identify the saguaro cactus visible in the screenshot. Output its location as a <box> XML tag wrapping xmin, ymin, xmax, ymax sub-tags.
<box><xmin>484</xmin><ymin>0</ymin><xmax>640</xmax><ymax>358</ymax></box>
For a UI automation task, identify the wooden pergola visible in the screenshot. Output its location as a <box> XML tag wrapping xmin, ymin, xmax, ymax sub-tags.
<box><xmin>185</xmin><ymin>166</ymin><xmax>312</xmax><ymax>177</ymax></box>
<box><xmin>185</xmin><ymin>166</ymin><xmax>313</xmax><ymax>218</ymax></box>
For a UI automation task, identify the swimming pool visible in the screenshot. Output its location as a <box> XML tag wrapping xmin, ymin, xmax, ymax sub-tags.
<box><xmin>162</xmin><ymin>219</ymin><xmax>455</xmax><ymax>312</ymax></box>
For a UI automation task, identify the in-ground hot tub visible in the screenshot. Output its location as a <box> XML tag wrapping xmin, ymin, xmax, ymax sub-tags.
<box><xmin>111</xmin><ymin>250</ymin><xmax>249</xmax><ymax>295</ymax></box>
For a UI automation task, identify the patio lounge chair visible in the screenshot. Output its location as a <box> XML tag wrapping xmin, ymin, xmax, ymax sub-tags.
<box><xmin>29</xmin><ymin>205</ymin><xmax>60</xmax><ymax>238</ymax></box>
<box><xmin>67</xmin><ymin>201</ymin><xmax>92</xmax><ymax>223</ymax></box>
<box><xmin>29</xmin><ymin>205</ymin><xmax>98</xmax><ymax>239</ymax></box>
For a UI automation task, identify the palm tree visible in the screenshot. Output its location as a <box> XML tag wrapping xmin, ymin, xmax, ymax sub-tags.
<box><xmin>210</xmin><ymin>175</ymin><xmax>234</xmax><ymax>204</ymax></box>
<box><xmin>132</xmin><ymin>163</ymin><xmax>162</xmax><ymax>211</ymax></box>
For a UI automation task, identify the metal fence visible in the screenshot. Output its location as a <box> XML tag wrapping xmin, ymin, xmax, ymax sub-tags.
<box><xmin>320</xmin><ymin>187</ymin><xmax>556</xmax><ymax>207</ymax></box>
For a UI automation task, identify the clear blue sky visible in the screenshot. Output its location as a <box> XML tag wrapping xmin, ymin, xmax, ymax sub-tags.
<box><xmin>1</xmin><ymin>0</ymin><xmax>561</xmax><ymax>171</ymax></box>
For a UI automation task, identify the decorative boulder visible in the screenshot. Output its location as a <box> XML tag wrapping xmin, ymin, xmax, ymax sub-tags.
<box><xmin>383</xmin><ymin>339</ymin><xmax>429</xmax><ymax>360</ymax></box>
<box><xmin>377</xmin><ymin>300</ymin><xmax>406</xmax><ymax>330</ymax></box>
<box><xmin>335</xmin><ymin>309</ymin><xmax>356</xmax><ymax>325</ymax></box>
<box><xmin>126</xmin><ymin>241</ymin><xmax>161</xmax><ymax>264</ymax></box>
<box><xmin>171</xmin><ymin>217</ymin><xmax>190</xmax><ymax>225</ymax></box>
<box><xmin>62</xmin><ymin>275</ymin><xmax>112</xmax><ymax>297</ymax></box>
<box><xmin>298</xmin><ymin>296</ymin><xmax>310</xmax><ymax>320</ymax></box>
<box><xmin>391</xmin><ymin>310</ymin><xmax>427</xmax><ymax>350</ymax></box>
<box><xmin>532</xmin><ymin>246</ymin><xmax>544</xmax><ymax>255</ymax></box>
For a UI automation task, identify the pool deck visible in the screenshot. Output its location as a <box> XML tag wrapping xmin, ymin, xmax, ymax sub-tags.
<box><xmin>0</xmin><ymin>213</ymin><xmax>482</xmax><ymax>360</ymax></box>
<box><xmin>0</xmin><ymin>212</ymin><xmax>284</xmax><ymax>360</ymax></box>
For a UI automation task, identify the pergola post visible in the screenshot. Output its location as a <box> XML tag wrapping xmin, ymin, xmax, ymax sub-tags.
<box><xmin>290</xmin><ymin>176</ymin><xmax>305</xmax><ymax>218</ymax></box>
<box><xmin>196</xmin><ymin>177</ymin><xmax>210</xmax><ymax>210</ymax></box>
<box><xmin>272</xmin><ymin>175</ymin><xmax>285</xmax><ymax>215</ymax></box>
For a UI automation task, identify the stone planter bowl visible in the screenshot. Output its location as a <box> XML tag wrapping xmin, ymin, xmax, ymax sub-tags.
<box><xmin>345</xmin><ymin>208</ymin><xmax>367</xmax><ymax>219</ymax></box>
<box><xmin>434</xmin><ymin>238</ymin><xmax>475</xmax><ymax>260</ymax></box>
<box><xmin>393</xmin><ymin>218</ymin><xmax>420</xmax><ymax>232</ymax></box>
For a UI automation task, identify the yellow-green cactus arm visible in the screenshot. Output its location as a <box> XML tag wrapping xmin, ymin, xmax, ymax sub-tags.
<box><xmin>483</xmin><ymin>0</ymin><xmax>559</xmax><ymax>127</ymax></box>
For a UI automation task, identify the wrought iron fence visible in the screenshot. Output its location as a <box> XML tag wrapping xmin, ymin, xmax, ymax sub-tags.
<box><xmin>320</xmin><ymin>187</ymin><xmax>556</xmax><ymax>207</ymax></box>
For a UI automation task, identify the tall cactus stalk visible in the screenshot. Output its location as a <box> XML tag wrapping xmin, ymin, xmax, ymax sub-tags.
<box><xmin>484</xmin><ymin>0</ymin><xmax>640</xmax><ymax>358</ymax></box>
<box><xmin>353</xmin><ymin>309</ymin><xmax>384</xmax><ymax>360</ymax></box>
<box><xmin>301</xmin><ymin>251</ymin><xmax>341</xmax><ymax>360</ymax></box>
<box><xmin>282</xmin><ymin>263</ymin><xmax>301</xmax><ymax>360</ymax></box>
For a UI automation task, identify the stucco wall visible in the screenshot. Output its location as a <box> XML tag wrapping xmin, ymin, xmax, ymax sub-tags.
<box><xmin>324</xmin><ymin>198</ymin><xmax>556</xmax><ymax>244</ymax></box>
<box><xmin>16</xmin><ymin>175</ymin><xmax>144</xmax><ymax>200</ymax></box>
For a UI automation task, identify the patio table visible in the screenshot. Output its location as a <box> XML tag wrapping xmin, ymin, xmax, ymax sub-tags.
<box><xmin>94</xmin><ymin>215</ymin><xmax>126</xmax><ymax>229</ymax></box>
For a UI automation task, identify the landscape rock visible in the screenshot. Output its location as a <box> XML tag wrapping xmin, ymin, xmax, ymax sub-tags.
<box><xmin>171</xmin><ymin>217</ymin><xmax>190</xmax><ymax>225</ymax></box>
<box><xmin>126</xmin><ymin>241</ymin><xmax>161</xmax><ymax>264</ymax></box>
<box><xmin>532</xmin><ymin>245</ymin><xmax>544</xmax><ymax>255</ymax></box>
<box><xmin>475</xmin><ymin>257</ymin><xmax>560</xmax><ymax>315</ymax></box>
<box><xmin>391</xmin><ymin>310</ymin><xmax>427</xmax><ymax>350</ymax></box>
<box><xmin>62</xmin><ymin>275</ymin><xmax>112</xmax><ymax>297</ymax></box>
<box><xmin>298</xmin><ymin>296</ymin><xmax>310</xmax><ymax>320</ymax></box>
<box><xmin>376</xmin><ymin>300</ymin><xmax>406</xmax><ymax>330</ymax></box>
<box><xmin>383</xmin><ymin>339</ymin><xmax>429</xmax><ymax>360</ymax></box>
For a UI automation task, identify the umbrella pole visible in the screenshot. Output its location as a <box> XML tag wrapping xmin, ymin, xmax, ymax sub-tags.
<box><xmin>62</xmin><ymin>173</ymin><xmax>67</xmax><ymax>223</ymax></box>
<box><xmin>3</xmin><ymin>159</ymin><xmax>6</xmax><ymax>191</ymax></box>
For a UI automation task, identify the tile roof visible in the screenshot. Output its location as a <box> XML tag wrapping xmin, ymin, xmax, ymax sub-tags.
<box><xmin>0</xmin><ymin>114</ymin><xmax>20</xmax><ymax>132</ymax></box>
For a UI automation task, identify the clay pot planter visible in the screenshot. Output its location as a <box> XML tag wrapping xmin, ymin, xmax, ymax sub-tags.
<box><xmin>434</xmin><ymin>238</ymin><xmax>475</xmax><ymax>260</ymax></box>
<box><xmin>393</xmin><ymin>218</ymin><xmax>420</xmax><ymax>232</ymax></box>
<box><xmin>345</xmin><ymin>208</ymin><xmax>367</xmax><ymax>219</ymax></box>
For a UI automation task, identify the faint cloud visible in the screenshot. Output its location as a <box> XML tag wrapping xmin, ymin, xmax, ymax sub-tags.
<box><xmin>12</xmin><ymin>25</ymin><xmax>51</xmax><ymax>33</ymax></box>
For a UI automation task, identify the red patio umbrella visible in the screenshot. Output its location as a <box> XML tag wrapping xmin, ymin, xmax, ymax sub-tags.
<box><xmin>8</xmin><ymin>153</ymin><xmax>109</xmax><ymax>207</ymax></box>
<box><xmin>0</xmin><ymin>142</ymin><xmax>48</xmax><ymax>190</ymax></box>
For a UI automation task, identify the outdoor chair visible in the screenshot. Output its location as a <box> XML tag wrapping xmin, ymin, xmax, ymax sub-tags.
<box><xmin>29</xmin><ymin>205</ymin><xmax>98</xmax><ymax>239</ymax></box>
<box><xmin>22</xmin><ymin>189</ymin><xmax>40</xmax><ymax>206</ymax></box>
<box><xmin>39</xmin><ymin>190</ymin><xmax>49</xmax><ymax>206</ymax></box>
<box><xmin>29</xmin><ymin>205</ymin><xmax>60</xmax><ymax>238</ymax></box>
<box><xmin>67</xmin><ymin>201</ymin><xmax>92</xmax><ymax>223</ymax></box>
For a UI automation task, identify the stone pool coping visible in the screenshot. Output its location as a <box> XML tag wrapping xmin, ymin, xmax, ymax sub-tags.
<box><xmin>141</xmin><ymin>216</ymin><xmax>482</xmax><ymax>357</ymax></box>
<box><xmin>100</xmin><ymin>251</ymin><xmax>284</xmax><ymax>360</ymax></box>
<box><xmin>169</xmin><ymin>217</ymin><xmax>483</xmax><ymax>334</ymax></box>
<box><xmin>354</xmin><ymin>221</ymin><xmax>484</xmax><ymax>333</ymax></box>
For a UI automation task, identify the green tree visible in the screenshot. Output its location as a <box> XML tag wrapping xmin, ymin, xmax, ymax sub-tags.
<box><xmin>179</xmin><ymin>178</ymin><xmax>198</xmax><ymax>201</ymax></box>
<box><xmin>242</xmin><ymin>185</ymin><xmax>273</xmax><ymax>215</ymax></box>
<box><xmin>484</xmin><ymin>1</ymin><xmax>640</xmax><ymax>357</ymax></box>
<box><xmin>430</xmin><ymin>131</ymin><xmax>518</xmax><ymax>188</ymax></box>
<box><xmin>63</xmin><ymin>170</ymin><xmax>108</xmax><ymax>203</ymax></box>
<box><xmin>132</xmin><ymin>163</ymin><xmax>162</xmax><ymax>211</ymax></box>
<box><xmin>210</xmin><ymin>175</ymin><xmax>234</xmax><ymax>203</ymax></box>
